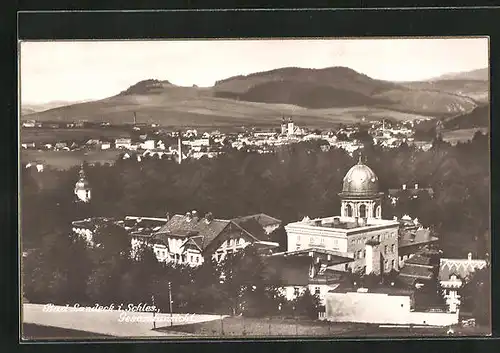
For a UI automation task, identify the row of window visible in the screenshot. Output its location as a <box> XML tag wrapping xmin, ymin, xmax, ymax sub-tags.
<box><xmin>352</xmin><ymin>232</ymin><xmax>395</xmax><ymax>245</ymax></box>
<box><xmin>154</xmin><ymin>250</ymin><xmax>201</xmax><ymax>264</ymax></box>
<box><xmin>297</xmin><ymin>235</ymin><xmax>335</xmax><ymax>245</ymax></box>
<box><xmin>223</xmin><ymin>238</ymin><xmax>245</xmax><ymax>247</ymax></box>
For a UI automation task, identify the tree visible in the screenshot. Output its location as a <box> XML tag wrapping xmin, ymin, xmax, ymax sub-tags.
<box><xmin>293</xmin><ymin>289</ymin><xmax>321</xmax><ymax>320</ymax></box>
<box><xmin>461</xmin><ymin>266</ymin><xmax>491</xmax><ymax>326</ymax></box>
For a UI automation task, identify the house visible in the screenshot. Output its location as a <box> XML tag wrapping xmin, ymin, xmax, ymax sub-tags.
<box><xmin>22</xmin><ymin>121</ymin><xmax>36</xmax><ymax>128</ymax></box>
<box><xmin>398</xmin><ymin>251</ymin><xmax>439</xmax><ymax>288</ymax></box>
<box><xmin>115</xmin><ymin>138</ymin><xmax>132</xmax><ymax>149</ymax></box>
<box><xmin>21</xmin><ymin>142</ymin><xmax>36</xmax><ymax>149</ymax></box>
<box><xmin>323</xmin><ymin>283</ymin><xmax>458</xmax><ymax>326</ymax></box>
<box><xmin>101</xmin><ymin>142</ymin><xmax>111</xmax><ymax>150</ymax></box>
<box><xmin>71</xmin><ymin>217</ymin><xmax>116</xmax><ymax>245</ymax></box>
<box><xmin>151</xmin><ymin>211</ymin><xmax>279</xmax><ymax>267</ymax></box>
<box><xmin>140</xmin><ymin>140</ymin><xmax>155</xmax><ymax>150</ymax></box>
<box><xmin>398</xmin><ymin>221</ymin><xmax>439</xmax><ymax>267</ymax></box>
<box><xmin>264</xmin><ymin>250</ymin><xmax>353</xmax><ymax>304</ymax></box>
<box><xmin>54</xmin><ymin>142</ymin><xmax>68</xmax><ymax>150</ymax></box>
<box><xmin>439</xmin><ymin>253</ymin><xmax>488</xmax><ymax>313</ymax></box>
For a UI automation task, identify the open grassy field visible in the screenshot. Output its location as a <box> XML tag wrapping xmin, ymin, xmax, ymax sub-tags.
<box><xmin>158</xmin><ymin>316</ymin><xmax>488</xmax><ymax>338</ymax></box>
<box><xmin>442</xmin><ymin>128</ymin><xmax>488</xmax><ymax>145</ymax></box>
<box><xmin>20</xmin><ymin>128</ymin><xmax>131</xmax><ymax>144</ymax></box>
<box><xmin>21</xmin><ymin>150</ymin><xmax>121</xmax><ymax>170</ymax></box>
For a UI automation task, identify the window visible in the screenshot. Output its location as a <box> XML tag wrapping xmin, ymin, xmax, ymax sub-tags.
<box><xmin>385</xmin><ymin>245</ymin><xmax>388</xmax><ymax>254</ymax></box>
<box><xmin>228</xmin><ymin>239</ymin><xmax>233</xmax><ymax>246</ymax></box>
<box><xmin>359</xmin><ymin>204</ymin><xmax>366</xmax><ymax>218</ymax></box>
<box><xmin>294</xmin><ymin>287</ymin><xmax>300</xmax><ymax>296</ymax></box>
<box><xmin>196</xmin><ymin>256</ymin><xmax>199</xmax><ymax>263</ymax></box>
<box><xmin>181</xmin><ymin>254</ymin><xmax>186</xmax><ymax>263</ymax></box>
<box><xmin>384</xmin><ymin>260</ymin><xmax>388</xmax><ymax>269</ymax></box>
<box><xmin>315</xmin><ymin>287</ymin><xmax>321</xmax><ymax>295</ymax></box>
<box><xmin>363</xmin><ymin>250</ymin><xmax>366</xmax><ymax>258</ymax></box>
<box><xmin>320</xmin><ymin>237</ymin><xmax>325</xmax><ymax>244</ymax></box>
<box><xmin>346</xmin><ymin>204</ymin><xmax>353</xmax><ymax>217</ymax></box>
<box><xmin>239</xmin><ymin>238</ymin><xmax>244</xmax><ymax>245</ymax></box>
<box><xmin>391</xmin><ymin>260</ymin><xmax>395</xmax><ymax>269</ymax></box>
<box><xmin>391</xmin><ymin>244</ymin><xmax>395</xmax><ymax>253</ymax></box>
<box><xmin>345</xmin><ymin>264</ymin><xmax>349</xmax><ymax>271</ymax></box>
<box><xmin>190</xmin><ymin>255</ymin><xmax>194</xmax><ymax>263</ymax></box>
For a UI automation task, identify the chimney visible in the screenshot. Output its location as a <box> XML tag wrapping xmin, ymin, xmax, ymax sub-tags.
<box><xmin>365</xmin><ymin>240</ymin><xmax>381</xmax><ymax>275</ymax></box>
<box><xmin>165</xmin><ymin>212</ymin><xmax>171</xmax><ymax>221</ymax></box>
<box><xmin>468</xmin><ymin>252</ymin><xmax>472</xmax><ymax>261</ymax></box>
<box><xmin>393</xmin><ymin>216</ymin><xmax>398</xmax><ymax>221</ymax></box>
<box><xmin>333</xmin><ymin>217</ymin><xmax>341</xmax><ymax>227</ymax></box>
<box><xmin>402</xmin><ymin>184</ymin><xmax>407</xmax><ymax>190</ymax></box>
<box><xmin>415</xmin><ymin>183</ymin><xmax>419</xmax><ymax>189</ymax></box>
<box><xmin>205</xmin><ymin>212</ymin><xmax>214</xmax><ymax>223</ymax></box>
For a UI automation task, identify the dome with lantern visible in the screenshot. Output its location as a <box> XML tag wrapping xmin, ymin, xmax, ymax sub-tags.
<box><xmin>339</xmin><ymin>156</ymin><xmax>382</xmax><ymax>198</ymax></box>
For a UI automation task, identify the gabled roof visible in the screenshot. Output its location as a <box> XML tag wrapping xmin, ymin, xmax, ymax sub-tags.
<box><xmin>154</xmin><ymin>214</ymin><xmax>230</xmax><ymax>250</ymax></box>
<box><xmin>439</xmin><ymin>258</ymin><xmax>487</xmax><ymax>282</ymax></box>
<box><xmin>231</xmin><ymin>217</ymin><xmax>271</xmax><ymax>242</ymax></box>
<box><xmin>232</xmin><ymin>213</ymin><xmax>281</xmax><ymax>228</ymax></box>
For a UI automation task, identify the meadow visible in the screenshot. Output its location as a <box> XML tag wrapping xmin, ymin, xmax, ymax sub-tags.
<box><xmin>441</xmin><ymin>128</ymin><xmax>489</xmax><ymax>145</ymax></box>
<box><xmin>20</xmin><ymin>128</ymin><xmax>131</xmax><ymax>144</ymax></box>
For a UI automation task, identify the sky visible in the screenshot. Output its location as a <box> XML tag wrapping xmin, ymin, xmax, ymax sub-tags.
<box><xmin>20</xmin><ymin>38</ymin><xmax>489</xmax><ymax>104</ymax></box>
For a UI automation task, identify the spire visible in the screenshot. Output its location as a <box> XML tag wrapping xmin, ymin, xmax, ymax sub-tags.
<box><xmin>78</xmin><ymin>163</ymin><xmax>86</xmax><ymax>179</ymax></box>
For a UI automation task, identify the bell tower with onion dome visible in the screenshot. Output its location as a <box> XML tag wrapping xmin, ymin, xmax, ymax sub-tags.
<box><xmin>339</xmin><ymin>155</ymin><xmax>383</xmax><ymax>219</ymax></box>
<box><xmin>74</xmin><ymin>164</ymin><xmax>91</xmax><ymax>203</ymax></box>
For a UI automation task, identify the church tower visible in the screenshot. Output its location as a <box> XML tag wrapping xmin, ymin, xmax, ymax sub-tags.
<box><xmin>339</xmin><ymin>156</ymin><xmax>383</xmax><ymax>219</ymax></box>
<box><xmin>74</xmin><ymin>164</ymin><xmax>91</xmax><ymax>203</ymax></box>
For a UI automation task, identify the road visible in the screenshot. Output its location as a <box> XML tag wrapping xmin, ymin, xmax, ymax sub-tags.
<box><xmin>22</xmin><ymin>303</ymin><xmax>226</xmax><ymax>338</ymax></box>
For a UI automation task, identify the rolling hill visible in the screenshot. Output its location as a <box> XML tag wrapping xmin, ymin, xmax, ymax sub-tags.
<box><xmin>22</xmin><ymin>66</ymin><xmax>486</xmax><ymax>128</ymax></box>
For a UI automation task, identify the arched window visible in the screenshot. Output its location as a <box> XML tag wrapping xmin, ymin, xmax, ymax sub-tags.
<box><xmin>359</xmin><ymin>204</ymin><xmax>367</xmax><ymax>218</ymax></box>
<box><xmin>346</xmin><ymin>204</ymin><xmax>353</xmax><ymax>217</ymax></box>
<box><xmin>376</xmin><ymin>206</ymin><xmax>382</xmax><ymax>218</ymax></box>
<box><xmin>373</xmin><ymin>205</ymin><xmax>377</xmax><ymax>218</ymax></box>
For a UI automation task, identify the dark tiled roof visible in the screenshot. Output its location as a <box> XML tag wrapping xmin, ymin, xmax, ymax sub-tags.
<box><xmin>399</xmin><ymin>264</ymin><xmax>434</xmax><ymax>279</ymax></box>
<box><xmin>232</xmin><ymin>217</ymin><xmax>270</xmax><ymax>242</ymax></box>
<box><xmin>232</xmin><ymin>213</ymin><xmax>281</xmax><ymax>228</ymax></box>
<box><xmin>398</xmin><ymin>228</ymin><xmax>439</xmax><ymax>248</ymax></box>
<box><xmin>438</xmin><ymin>258</ymin><xmax>488</xmax><ymax>282</ymax></box>
<box><xmin>154</xmin><ymin>214</ymin><xmax>230</xmax><ymax>250</ymax></box>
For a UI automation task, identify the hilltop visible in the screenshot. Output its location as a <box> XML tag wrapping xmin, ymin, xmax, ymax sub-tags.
<box><xmin>22</xmin><ymin>66</ymin><xmax>485</xmax><ymax>127</ymax></box>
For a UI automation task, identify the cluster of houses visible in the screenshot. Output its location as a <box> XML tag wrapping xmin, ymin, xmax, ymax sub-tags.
<box><xmin>67</xmin><ymin>158</ymin><xmax>488</xmax><ymax>327</ymax></box>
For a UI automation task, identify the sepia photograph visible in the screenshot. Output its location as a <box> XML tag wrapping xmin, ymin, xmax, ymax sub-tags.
<box><xmin>19</xmin><ymin>37</ymin><xmax>491</xmax><ymax>340</ymax></box>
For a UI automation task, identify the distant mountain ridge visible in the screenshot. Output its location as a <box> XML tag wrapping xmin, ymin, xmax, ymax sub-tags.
<box><xmin>22</xmin><ymin>66</ymin><xmax>488</xmax><ymax>128</ymax></box>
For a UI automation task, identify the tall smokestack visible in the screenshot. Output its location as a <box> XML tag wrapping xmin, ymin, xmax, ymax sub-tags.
<box><xmin>178</xmin><ymin>136</ymin><xmax>182</xmax><ymax>164</ymax></box>
<box><xmin>133</xmin><ymin>112</ymin><xmax>137</xmax><ymax>125</ymax></box>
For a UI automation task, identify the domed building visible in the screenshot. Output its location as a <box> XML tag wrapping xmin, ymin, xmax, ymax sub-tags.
<box><xmin>74</xmin><ymin>164</ymin><xmax>91</xmax><ymax>203</ymax></box>
<box><xmin>339</xmin><ymin>156</ymin><xmax>383</xmax><ymax>219</ymax></box>
<box><xmin>284</xmin><ymin>157</ymin><xmax>400</xmax><ymax>276</ymax></box>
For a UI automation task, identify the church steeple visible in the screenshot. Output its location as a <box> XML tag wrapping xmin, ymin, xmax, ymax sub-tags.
<box><xmin>74</xmin><ymin>163</ymin><xmax>91</xmax><ymax>203</ymax></box>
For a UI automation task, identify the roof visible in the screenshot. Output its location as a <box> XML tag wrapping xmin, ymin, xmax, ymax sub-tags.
<box><xmin>154</xmin><ymin>214</ymin><xmax>230</xmax><ymax>250</ymax></box>
<box><xmin>398</xmin><ymin>228</ymin><xmax>439</xmax><ymax>249</ymax></box>
<box><xmin>231</xmin><ymin>217</ymin><xmax>271</xmax><ymax>242</ymax></box>
<box><xmin>232</xmin><ymin>213</ymin><xmax>281</xmax><ymax>228</ymax></box>
<box><xmin>405</xmin><ymin>254</ymin><xmax>434</xmax><ymax>266</ymax></box>
<box><xmin>330</xmin><ymin>284</ymin><xmax>414</xmax><ymax>297</ymax></box>
<box><xmin>399</xmin><ymin>264</ymin><xmax>434</xmax><ymax>280</ymax></box>
<box><xmin>277</xmin><ymin>248</ymin><xmax>354</xmax><ymax>266</ymax></box>
<box><xmin>439</xmin><ymin>258</ymin><xmax>487</xmax><ymax>282</ymax></box>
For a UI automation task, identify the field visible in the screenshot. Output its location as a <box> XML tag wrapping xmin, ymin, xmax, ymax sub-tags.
<box><xmin>21</xmin><ymin>150</ymin><xmax>121</xmax><ymax>170</ymax></box>
<box><xmin>20</xmin><ymin>128</ymin><xmax>131</xmax><ymax>144</ymax></box>
<box><xmin>442</xmin><ymin>128</ymin><xmax>488</xmax><ymax>145</ymax></box>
